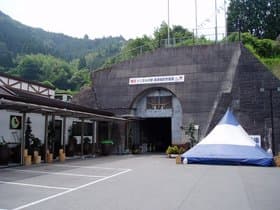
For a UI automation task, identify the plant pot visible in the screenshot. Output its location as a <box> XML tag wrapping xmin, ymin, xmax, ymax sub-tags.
<box><xmin>0</xmin><ymin>145</ymin><xmax>10</xmax><ymax>165</ymax></box>
<box><xmin>100</xmin><ymin>140</ymin><xmax>114</xmax><ymax>156</ymax></box>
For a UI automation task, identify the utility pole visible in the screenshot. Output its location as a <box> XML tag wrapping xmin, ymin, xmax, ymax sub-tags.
<box><xmin>224</xmin><ymin>0</ymin><xmax>227</xmax><ymax>39</ymax></box>
<box><xmin>167</xmin><ymin>0</ymin><xmax>170</xmax><ymax>47</ymax></box>
<box><xmin>215</xmin><ymin>0</ymin><xmax>218</xmax><ymax>43</ymax></box>
<box><xmin>269</xmin><ymin>89</ymin><xmax>275</xmax><ymax>155</ymax></box>
<box><xmin>195</xmin><ymin>0</ymin><xmax>198</xmax><ymax>40</ymax></box>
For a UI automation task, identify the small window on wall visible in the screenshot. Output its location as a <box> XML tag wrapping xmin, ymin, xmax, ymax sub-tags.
<box><xmin>67</xmin><ymin>96</ymin><xmax>72</xmax><ymax>102</ymax></box>
<box><xmin>146</xmin><ymin>96</ymin><xmax>172</xmax><ymax>109</ymax></box>
<box><xmin>55</xmin><ymin>95</ymin><xmax>63</xmax><ymax>100</ymax></box>
<box><xmin>10</xmin><ymin>115</ymin><xmax>22</xmax><ymax>129</ymax></box>
<box><xmin>72</xmin><ymin>121</ymin><xmax>93</xmax><ymax>136</ymax></box>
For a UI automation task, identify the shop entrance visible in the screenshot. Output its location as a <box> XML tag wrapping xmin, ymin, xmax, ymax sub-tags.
<box><xmin>140</xmin><ymin>118</ymin><xmax>171</xmax><ymax>152</ymax></box>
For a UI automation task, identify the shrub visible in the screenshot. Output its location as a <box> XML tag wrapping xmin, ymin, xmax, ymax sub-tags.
<box><xmin>165</xmin><ymin>145</ymin><xmax>179</xmax><ymax>154</ymax></box>
<box><xmin>165</xmin><ymin>146</ymin><xmax>172</xmax><ymax>155</ymax></box>
<box><xmin>178</xmin><ymin>147</ymin><xmax>185</xmax><ymax>154</ymax></box>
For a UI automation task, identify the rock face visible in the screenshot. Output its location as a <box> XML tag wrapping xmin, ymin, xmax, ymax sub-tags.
<box><xmin>74</xmin><ymin>43</ymin><xmax>280</xmax><ymax>154</ymax></box>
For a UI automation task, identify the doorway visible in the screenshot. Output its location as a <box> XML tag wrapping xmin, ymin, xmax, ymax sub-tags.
<box><xmin>140</xmin><ymin>118</ymin><xmax>171</xmax><ymax>152</ymax></box>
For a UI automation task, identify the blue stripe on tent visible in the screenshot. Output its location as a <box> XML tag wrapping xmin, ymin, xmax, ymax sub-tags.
<box><xmin>181</xmin><ymin>144</ymin><xmax>273</xmax><ymax>166</ymax></box>
<box><xmin>218</xmin><ymin>109</ymin><xmax>239</xmax><ymax>126</ymax></box>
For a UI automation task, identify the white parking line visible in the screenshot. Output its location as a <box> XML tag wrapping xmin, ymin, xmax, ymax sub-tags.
<box><xmin>53</xmin><ymin>164</ymin><xmax>128</xmax><ymax>171</ymax></box>
<box><xmin>0</xmin><ymin>181</ymin><xmax>71</xmax><ymax>190</ymax></box>
<box><xmin>7</xmin><ymin>169</ymin><xmax>106</xmax><ymax>178</ymax></box>
<box><xmin>12</xmin><ymin>169</ymin><xmax>132</xmax><ymax>210</ymax></box>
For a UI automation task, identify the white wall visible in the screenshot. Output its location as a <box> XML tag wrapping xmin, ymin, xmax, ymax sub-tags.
<box><xmin>27</xmin><ymin>113</ymin><xmax>45</xmax><ymax>142</ymax></box>
<box><xmin>0</xmin><ymin>110</ymin><xmax>22</xmax><ymax>143</ymax></box>
<box><xmin>0</xmin><ymin>110</ymin><xmax>94</xmax><ymax>145</ymax></box>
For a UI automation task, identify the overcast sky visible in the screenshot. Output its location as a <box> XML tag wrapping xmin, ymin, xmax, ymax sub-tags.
<box><xmin>0</xmin><ymin>0</ymin><xmax>227</xmax><ymax>40</ymax></box>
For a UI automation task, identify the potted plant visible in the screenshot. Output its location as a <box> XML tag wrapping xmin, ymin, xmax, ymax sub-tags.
<box><xmin>166</xmin><ymin>145</ymin><xmax>179</xmax><ymax>158</ymax></box>
<box><xmin>166</xmin><ymin>145</ymin><xmax>185</xmax><ymax>158</ymax></box>
<box><xmin>132</xmin><ymin>144</ymin><xmax>141</xmax><ymax>154</ymax></box>
<box><xmin>83</xmin><ymin>137</ymin><xmax>91</xmax><ymax>155</ymax></box>
<box><xmin>0</xmin><ymin>137</ymin><xmax>9</xmax><ymax>165</ymax></box>
<box><xmin>184</xmin><ymin>123</ymin><xmax>197</xmax><ymax>147</ymax></box>
<box><xmin>100</xmin><ymin>139</ymin><xmax>114</xmax><ymax>155</ymax></box>
<box><xmin>30</xmin><ymin>137</ymin><xmax>42</xmax><ymax>156</ymax></box>
<box><xmin>67</xmin><ymin>136</ymin><xmax>77</xmax><ymax>156</ymax></box>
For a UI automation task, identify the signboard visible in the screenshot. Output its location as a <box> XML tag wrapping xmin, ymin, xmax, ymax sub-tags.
<box><xmin>129</xmin><ymin>75</ymin><xmax>185</xmax><ymax>85</ymax></box>
<box><xmin>250</xmin><ymin>135</ymin><xmax>261</xmax><ymax>147</ymax></box>
<box><xmin>10</xmin><ymin>115</ymin><xmax>22</xmax><ymax>129</ymax></box>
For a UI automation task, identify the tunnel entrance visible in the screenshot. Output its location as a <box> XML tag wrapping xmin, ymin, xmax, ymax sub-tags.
<box><xmin>139</xmin><ymin>118</ymin><xmax>171</xmax><ymax>152</ymax></box>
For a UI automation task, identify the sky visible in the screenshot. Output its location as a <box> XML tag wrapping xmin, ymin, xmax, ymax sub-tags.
<box><xmin>0</xmin><ymin>0</ymin><xmax>227</xmax><ymax>40</ymax></box>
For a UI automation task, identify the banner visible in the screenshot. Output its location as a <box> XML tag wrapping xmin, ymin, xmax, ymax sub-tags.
<box><xmin>129</xmin><ymin>75</ymin><xmax>185</xmax><ymax>85</ymax></box>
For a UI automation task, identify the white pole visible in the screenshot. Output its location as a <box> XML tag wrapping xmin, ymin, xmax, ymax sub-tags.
<box><xmin>224</xmin><ymin>0</ymin><xmax>227</xmax><ymax>39</ymax></box>
<box><xmin>195</xmin><ymin>0</ymin><xmax>198</xmax><ymax>39</ymax></box>
<box><xmin>167</xmin><ymin>0</ymin><xmax>170</xmax><ymax>46</ymax></box>
<box><xmin>215</xmin><ymin>0</ymin><xmax>218</xmax><ymax>42</ymax></box>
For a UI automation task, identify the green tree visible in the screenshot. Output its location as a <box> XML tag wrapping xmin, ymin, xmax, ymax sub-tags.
<box><xmin>227</xmin><ymin>32</ymin><xmax>280</xmax><ymax>57</ymax></box>
<box><xmin>153</xmin><ymin>22</ymin><xmax>171</xmax><ymax>47</ymax></box>
<box><xmin>83</xmin><ymin>34</ymin><xmax>89</xmax><ymax>40</ymax></box>
<box><xmin>103</xmin><ymin>23</ymin><xmax>199</xmax><ymax>68</ymax></box>
<box><xmin>17</xmin><ymin>55</ymin><xmax>44</xmax><ymax>81</ymax></box>
<box><xmin>69</xmin><ymin>69</ymin><xmax>90</xmax><ymax>90</ymax></box>
<box><xmin>78</xmin><ymin>56</ymin><xmax>87</xmax><ymax>70</ymax></box>
<box><xmin>172</xmin><ymin>25</ymin><xmax>193</xmax><ymax>40</ymax></box>
<box><xmin>42</xmin><ymin>80</ymin><xmax>55</xmax><ymax>88</ymax></box>
<box><xmin>0</xmin><ymin>42</ymin><xmax>13</xmax><ymax>68</ymax></box>
<box><xmin>227</xmin><ymin>0</ymin><xmax>280</xmax><ymax>39</ymax></box>
<box><xmin>121</xmin><ymin>36</ymin><xmax>155</xmax><ymax>58</ymax></box>
<box><xmin>13</xmin><ymin>54</ymin><xmax>79</xmax><ymax>90</ymax></box>
<box><xmin>184</xmin><ymin>123</ymin><xmax>197</xmax><ymax>147</ymax></box>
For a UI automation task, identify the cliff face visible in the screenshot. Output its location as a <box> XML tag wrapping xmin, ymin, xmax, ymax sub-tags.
<box><xmin>74</xmin><ymin>43</ymin><xmax>280</xmax><ymax>153</ymax></box>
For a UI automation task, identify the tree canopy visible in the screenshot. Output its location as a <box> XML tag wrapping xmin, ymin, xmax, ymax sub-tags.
<box><xmin>227</xmin><ymin>0</ymin><xmax>280</xmax><ymax>39</ymax></box>
<box><xmin>1</xmin><ymin>7</ymin><xmax>280</xmax><ymax>92</ymax></box>
<box><xmin>103</xmin><ymin>22</ymin><xmax>211</xmax><ymax>68</ymax></box>
<box><xmin>227</xmin><ymin>32</ymin><xmax>280</xmax><ymax>78</ymax></box>
<box><xmin>8</xmin><ymin>54</ymin><xmax>89</xmax><ymax>91</ymax></box>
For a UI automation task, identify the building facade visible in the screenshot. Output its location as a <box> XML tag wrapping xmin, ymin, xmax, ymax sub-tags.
<box><xmin>0</xmin><ymin>72</ymin><xmax>122</xmax><ymax>167</ymax></box>
<box><xmin>74</xmin><ymin>43</ymin><xmax>280</xmax><ymax>154</ymax></box>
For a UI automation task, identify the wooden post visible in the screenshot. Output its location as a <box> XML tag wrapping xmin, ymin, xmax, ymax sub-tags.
<box><xmin>108</xmin><ymin>122</ymin><xmax>112</xmax><ymax>139</ymax></box>
<box><xmin>51</xmin><ymin>114</ymin><xmax>55</xmax><ymax>154</ymax></box>
<box><xmin>92</xmin><ymin>121</ymin><xmax>97</xmax><ymax>155</ymax></box>
<box><xmin>80</xmin><ymin>119</ymin><xmax>85</xmax><ymax>157</ymax></box>
<box><xmin>44</xmin><ymin>114</ymin><xmax>49</xmax><ymax>163</ymax></box>
<box><xmin>20</xmin><ymin>112</ymin><xmax>26</xmax><ymax>165</ymax></box>
<box><xmin>91</xmin><ymin>121</ymin><xmax>94</xmax><ymax>155</ymax></box>
<box><xmin>125</xmin><ymin>121</ymin><xmax>129</xmax><ymax>151</ymax></box>
<box><xmin>62</xmin><ymin>116</ymin><xmax>66</xmax><ymax>153</ymax></box>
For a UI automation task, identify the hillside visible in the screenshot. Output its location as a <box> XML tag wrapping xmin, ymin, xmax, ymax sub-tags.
<box><xmin>0</xmin><ymin>10</ymin><xmax>125</xmax><ymax>68</ymax></box>
<box><xmin>0</xmin><ymin>10</ymin><xmax>279</xmax><ymax>92</ymax></box>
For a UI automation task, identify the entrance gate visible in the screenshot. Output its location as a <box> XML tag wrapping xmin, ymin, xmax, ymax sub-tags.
<box><xmin>129</xmin><ymin>88</ymin><xmax>184</xmax><ymax>152</ymax></box>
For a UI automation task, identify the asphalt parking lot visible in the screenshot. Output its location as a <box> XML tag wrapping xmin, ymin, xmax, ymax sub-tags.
<box><xmin>0</xmin><ymin>154</ymin><xmax>280</xmax><ymax>210</ymax></box>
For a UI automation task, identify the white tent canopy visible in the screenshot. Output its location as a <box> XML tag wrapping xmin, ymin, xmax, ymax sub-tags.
<box><xmin>181</xmin><ymin>109</ymin><xmax>273</xmax><ymax>166</ymax></box>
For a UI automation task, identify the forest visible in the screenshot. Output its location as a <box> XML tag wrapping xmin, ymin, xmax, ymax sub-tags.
<box><xmin>0</xmin><ymin>0</ymin><xmax>279</xmax><ymax>92</ymax></box>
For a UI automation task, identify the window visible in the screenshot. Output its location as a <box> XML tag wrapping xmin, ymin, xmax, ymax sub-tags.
<box><xmin>67</xmin><ymin>95</ymin><xmax>72</xmax><ymax>102</ymax></box>
<box><xmin>146</xmin><ymin>96</ymin><xmax>172</xmax><ymax>109</ymax></box>
<box><xmin>55</xmin><ymin>95</ymin><xmax>63</xmax><ymax>100</ymax></box>
<box><xmin>72</xmin><ymin>122</ymin><xmax>93</xmax><ymax>136</ymax></box>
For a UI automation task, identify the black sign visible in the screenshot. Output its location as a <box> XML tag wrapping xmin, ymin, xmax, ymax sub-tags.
<box><xmin>10</xmin><ymin>115</ymin><xmax>22</xmax><ymax>129</ymax></box>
